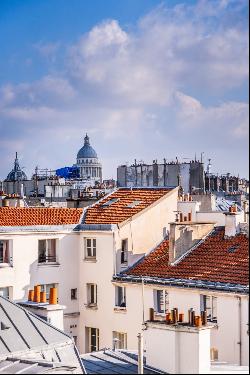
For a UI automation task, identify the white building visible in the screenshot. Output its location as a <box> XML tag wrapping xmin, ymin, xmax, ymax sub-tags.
<box><xmin>0</xmin><ymin>188</ymin><xmax>249</xmax><ymax>369</ymax></box>
<box><xmin>76</xmin><ymin>134</ymin><xmax>102</xmax><ymax>183</ymax></box>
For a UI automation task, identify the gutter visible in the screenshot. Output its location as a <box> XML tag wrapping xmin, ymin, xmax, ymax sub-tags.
<box><xmin>113</xmin><ymin>275</ymin><xmax>249</xmax><ymax>295</ymax></box>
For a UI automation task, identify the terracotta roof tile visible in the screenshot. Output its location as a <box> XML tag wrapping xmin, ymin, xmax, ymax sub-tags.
<box><xmin>0</xmin><ymin>207</ymin><xmax>83</xmax><ymax>226</ymax></box>
<box><xmin>84</xmin><ymin>188</ymin><xmax>173</xmax><ymax>224</ymax></box>
<box><xmin>126</xmin><ymin>227</ymin><xmax>249</xmax><ymax>286</ymax></box>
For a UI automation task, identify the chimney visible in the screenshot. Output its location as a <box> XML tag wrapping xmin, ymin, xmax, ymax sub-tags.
<box><xmin>145</xmin><ymin>317</ymin><xmax>214</xmax><ymax>373</ymax></box>
<box><xmin>169</xmin><ymin>222</ymin><xmax>215</xmax><ymax>264</ymax></box>
<box><xmin>18</xmin><ymin>287</ymin><xmax>65</xmax><ymax>331</ymax></box>
<box><xmin>224</xmin><ymin>207</ymin><xmax>241</xmax><ymax>237</ymax></box>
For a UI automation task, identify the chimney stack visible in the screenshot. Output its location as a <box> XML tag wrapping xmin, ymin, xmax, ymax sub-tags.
<box><xmin>224</xmin><ymin>207</ymin><xmax>241</xmax><ymax>237</ymax></box>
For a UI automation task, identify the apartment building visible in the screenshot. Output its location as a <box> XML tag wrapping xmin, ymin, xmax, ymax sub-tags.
<box><xmin>0</xmin><ymin>207</ymin><xmax>84</xmax><ymax>342</ymax></box>
<box><xmin>76</xmin><ymin>187</ymin><xmax>178</xmax><ymax>353</ymax></box>
<box><xmin>112</xmin><ymin>220</ymin><xmax>249</xmax><ymax>366</ymax></box>
<box><xmin>0</xmin><ymin>187</ymin><xmax>178</xmax><ymax>353</ymax></box>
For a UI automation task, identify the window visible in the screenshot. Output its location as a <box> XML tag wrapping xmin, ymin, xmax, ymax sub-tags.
<box><xmin>210</xmin><ymin>347</ymin><xmax>219</xmax><ymax>361</ymax></box>
<box><xmin>121</xmin><ymin>239</ymin><xmax>128</xmax><ymax>264</ymax></box>
<box><xmin>113</xmin><ymin>331</ymin><xmax>127</xmax><ymax>349</ymax></box>
<box><xmin>85</xmin><ymin>238</ymin><xmax>96</xmax><ymax>258</ymax></box>
<box><xmin>41</xmin><ymin>283</ymin><xmax>58</xmax><ymax>302</ymax></box>
<box><xmin>86</xmin><ymin>327</ymin><xmax>99</xmax><ymax>352</ymax></box>
<box><xmin>154</xmin><ymin>289</ymin><xmax>169</xmax><ymax>314</ymax></box>
<box><xmin>38</xmin><ymin>239</ymin><xmax>57</xmax><ymax>263</ymax></box>
<box><xmin>73</xmin><ymin>336</ymin><xmax>77</xmax><ymax>346</ymax></box>
<box><xmin>200</xmin><ymin>295</ymin><xmax>217</xmax><ymax>322</ymax></box>
<box><xmin>87</xmin><ymin>284</ymin><xmax>97</xmax><ymax>306</ymax></box>
<box><xmin>0</xmin><ymin>287</ymin><xmax>10</xmax><ymax>299</ymax></box>
<box><xmin>0</xmin><ymin>240</ymin><xmax>10</xmax><ymax>264</ymax></box>
<box><xmin>71</xmin><ymin>288</ymin><xmax>77</xmax><ymax>300</ymax></box>
<box><xmin>115</xmin><ymin>286</ymin><xmax>126</xmax><ymax>308</ymax></box>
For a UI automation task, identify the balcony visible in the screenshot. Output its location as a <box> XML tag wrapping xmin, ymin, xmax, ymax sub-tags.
<box><xmin>38</xmin><ymin>255</ymin><xmax>59</xmax><ymax>266</ymax></box>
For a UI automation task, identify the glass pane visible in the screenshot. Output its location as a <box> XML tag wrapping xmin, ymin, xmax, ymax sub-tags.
<box><xmin>48</xmin><ymin>239</ymin><xmax>56</xmax><ymax>258</ymax></box>
<box><xmin>87</xmin><ymin>239</ymin><xmax>91</xmax><ymax>247</ymax></box>
<box><xmin>87</xmin><ymin>247</ymin><xmax>92</xmax><ymax>257</ymax></box>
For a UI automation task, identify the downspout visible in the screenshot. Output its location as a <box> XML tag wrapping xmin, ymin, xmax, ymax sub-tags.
<box><xmin>237</xmin><ymin>296</ymin><xmax>242</xmax><ymax>366</ymax></box>
<box><xmin>113</xmin><ymin>227</ymin><xmax>118</xmax><ymax>276</ymax></box>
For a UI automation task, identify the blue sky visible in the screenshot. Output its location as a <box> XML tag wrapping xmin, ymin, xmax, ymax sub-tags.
<box><xmin>0</xmin><ymin>0</ymin><xmax>249</xmax><ymax>179</ymax></box>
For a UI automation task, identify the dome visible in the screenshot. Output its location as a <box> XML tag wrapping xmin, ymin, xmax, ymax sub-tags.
<box><xmin>6</xmin><ymin>153</ymin><xmax>27</xmax><ymax>181</ymax></box>
<box><xmin>77</xmin><ymin>134</ymin><xmax>98</xmax><ymax>159</ymax></box>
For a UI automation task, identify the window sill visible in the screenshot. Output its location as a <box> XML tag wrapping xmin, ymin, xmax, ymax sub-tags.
<box><xmin>114</xmin><ymin>307</ymin><xmax>127</xmax><ymax>313</ymax></box>
<box><xmin>85</xmin><ymin>304</ymin><xmax>98</xmax><ymax>310</ymax></box>
<box><xmin>38</xmin><ymin>262</ymin><xmax>60</xmax><ymax>267</ymax></box>
<box><xmin>84</xmin><ymin>258</ymin><xmax>97</xmax><ymax>263</ymax></box>
<box><xmin>0</xmin><ymin>263</ymin><xmax>12</xmax><ymax>268</ymax></box>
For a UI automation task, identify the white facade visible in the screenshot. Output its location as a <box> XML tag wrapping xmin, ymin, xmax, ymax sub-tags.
<box><xmin>0</xmin><ymin>228</ymin><xmax>81</xmax><ymax>343</ymax></box>
<box><xmin>0</xmin><ymin>186</ymin><xmax>249</xmax><ymax>369</ymax></box>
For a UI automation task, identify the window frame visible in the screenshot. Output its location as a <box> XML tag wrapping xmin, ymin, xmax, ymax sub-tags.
<box><xmin>200</xmin><ymin>295</ymin><xmax>217</xmax><ymax>323</ymax></box>
<box><xmin>115</xmin><ymin>286</ymin><xmax>126</xmax><ymax>308</ymax></box>
<box><xmin>113</xmin><ymin>331</ymin><xmax>127</xmax><ymax>350</ymax></box>
<box><xmin>86</xmin><ymin>327</ymin><xmax>99</xmax><ymax>352</ymax></box>
<box><xmin>71</xmin><ymin>288</ymin><xmax>77</xmax><ymax>300</ymax></box>
<box><xmin>87</xmin><ymin>283</ymin><xmax>97</xmax><ymax>307</ymax></box>
<box><xmin>154</xmin><ymin>289</ymin><xmax>169</xmax><ymax>314</ymax></box>
<box><xmin>0</xmin><ymin>240</ymin><xmax>11</xmax><ymax>265</ymax></box>
<box><xmin>38</xmin><ymin>239</ymin><xmax>57</xmax><ymax>264</ymax></box>
<box><xmin>121</xmin><ymin>239</ymin><xmax>128</xmax><ymax>265</ymax></box>
<box><xmin>85</xmin><ymin>238</ymin><xmax>97</xmax><ymax>259</ymax></box>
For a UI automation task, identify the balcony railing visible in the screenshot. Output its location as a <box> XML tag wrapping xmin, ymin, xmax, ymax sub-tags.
<box><xmin>38</xmin><ymin>255</ymin><xmax>57</xmax><ymax>264</ymax></box>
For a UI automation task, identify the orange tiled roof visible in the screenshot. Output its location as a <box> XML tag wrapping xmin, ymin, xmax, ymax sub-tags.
<box><xmin>126</xmin><ymin>227</ymin><xmax>249</xmax><ymax>286</ymax></box>
<box><xmin>0</xmin><ymin>207</ymin><xmax>83</xmax><ymax>226</ymax></box>
<box><xmin>84</xmin><ymin>188</ymin><xmax>174</xmax><ymax>224</ymax></box>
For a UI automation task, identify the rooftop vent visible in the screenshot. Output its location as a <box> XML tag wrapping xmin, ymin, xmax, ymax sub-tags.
<box><xmin>102</xmin><ymin>198</ymin><xmax>120</xmax><ymax>207</ymax></box>
<box><xmin>126</xmin><ymin>200</ymin><xmax>142</xmax><ymax>208</ymax></box>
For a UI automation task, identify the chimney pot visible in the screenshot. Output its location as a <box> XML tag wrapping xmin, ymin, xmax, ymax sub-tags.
<box><xmin>49</xmin><ymin>287</ymin><xmax>57</xmax><ymax>305</ymax></box>
<box><xmin>40</xmin><ymin>291</ymin><xmax>47</xmax><ymax>303</ymax></box>
<box><xmin>28</xmin><ymin>290</ymin><xmax>34</xmax><ymax>302</ymax></box>
<box><xmin>178</xmin><ymin>313</ymin><xmax>184</xmax><ymax>323</ymax></box>
<box><xmin>34</xmin><ymin>285</ymin><xmax>41</xmax><ymax>303</ymax></box>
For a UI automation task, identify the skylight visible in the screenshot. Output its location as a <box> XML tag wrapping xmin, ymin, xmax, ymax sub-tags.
<box><xmin>102</xmin><ymin>198</ymin><xmax>120</xmax><ymax>207</ymax></box>
<box><xmin>126</xmin><ymin>200</ymin><xmax>142</xmax><ymax>208</ymax></box>
<box><xmin>228</xmin><ymin>245</ymin><xmax>240</xmax><ymax>253</ymax></box>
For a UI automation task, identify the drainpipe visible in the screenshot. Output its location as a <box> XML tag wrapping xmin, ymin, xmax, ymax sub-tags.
<box><xmin>237</xmin><ymin>296</ymin><xmax>242</xmax><ymax>365</ymax></box>
<box><xmin>113</xmin><ymin>228</ymin><xmax>117</xmax><ymax>276</ymax></box>
<box><xmin>137</xmin><ymin>332</ymin><xmax>144</xmax><ymax>374</ymax></box>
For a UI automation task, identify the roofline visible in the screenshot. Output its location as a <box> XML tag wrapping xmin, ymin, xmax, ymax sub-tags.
<box><xmin>112</xmin><ymin>275</ymin><xmax>249</xmax><ymax>294</ymax></box>
<box><xmin>118</xmin><ymin>187</ymin><xmax>179</xmax><ymax>228</ymax></box>
<box><xmin>0</xmin><ymin>224</ymin><xmax>78</xmax><ymax>233</ymax></box>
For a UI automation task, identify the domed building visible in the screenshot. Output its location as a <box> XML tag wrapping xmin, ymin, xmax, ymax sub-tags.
<box><xmin>6</xmin><ymin>153</ymin><xmax>27</xmax><ymax>181</ymax></box>
<box><xmin>76</xmin><ymin>134</ymin><xmax>102</xmax><ymax>182</ymax></box>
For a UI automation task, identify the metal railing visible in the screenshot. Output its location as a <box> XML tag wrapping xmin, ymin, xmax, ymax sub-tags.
<box><xmin>38</xmin><ymin>255</ymin><xmax>57</xmax><ymax>264</ymax></box>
